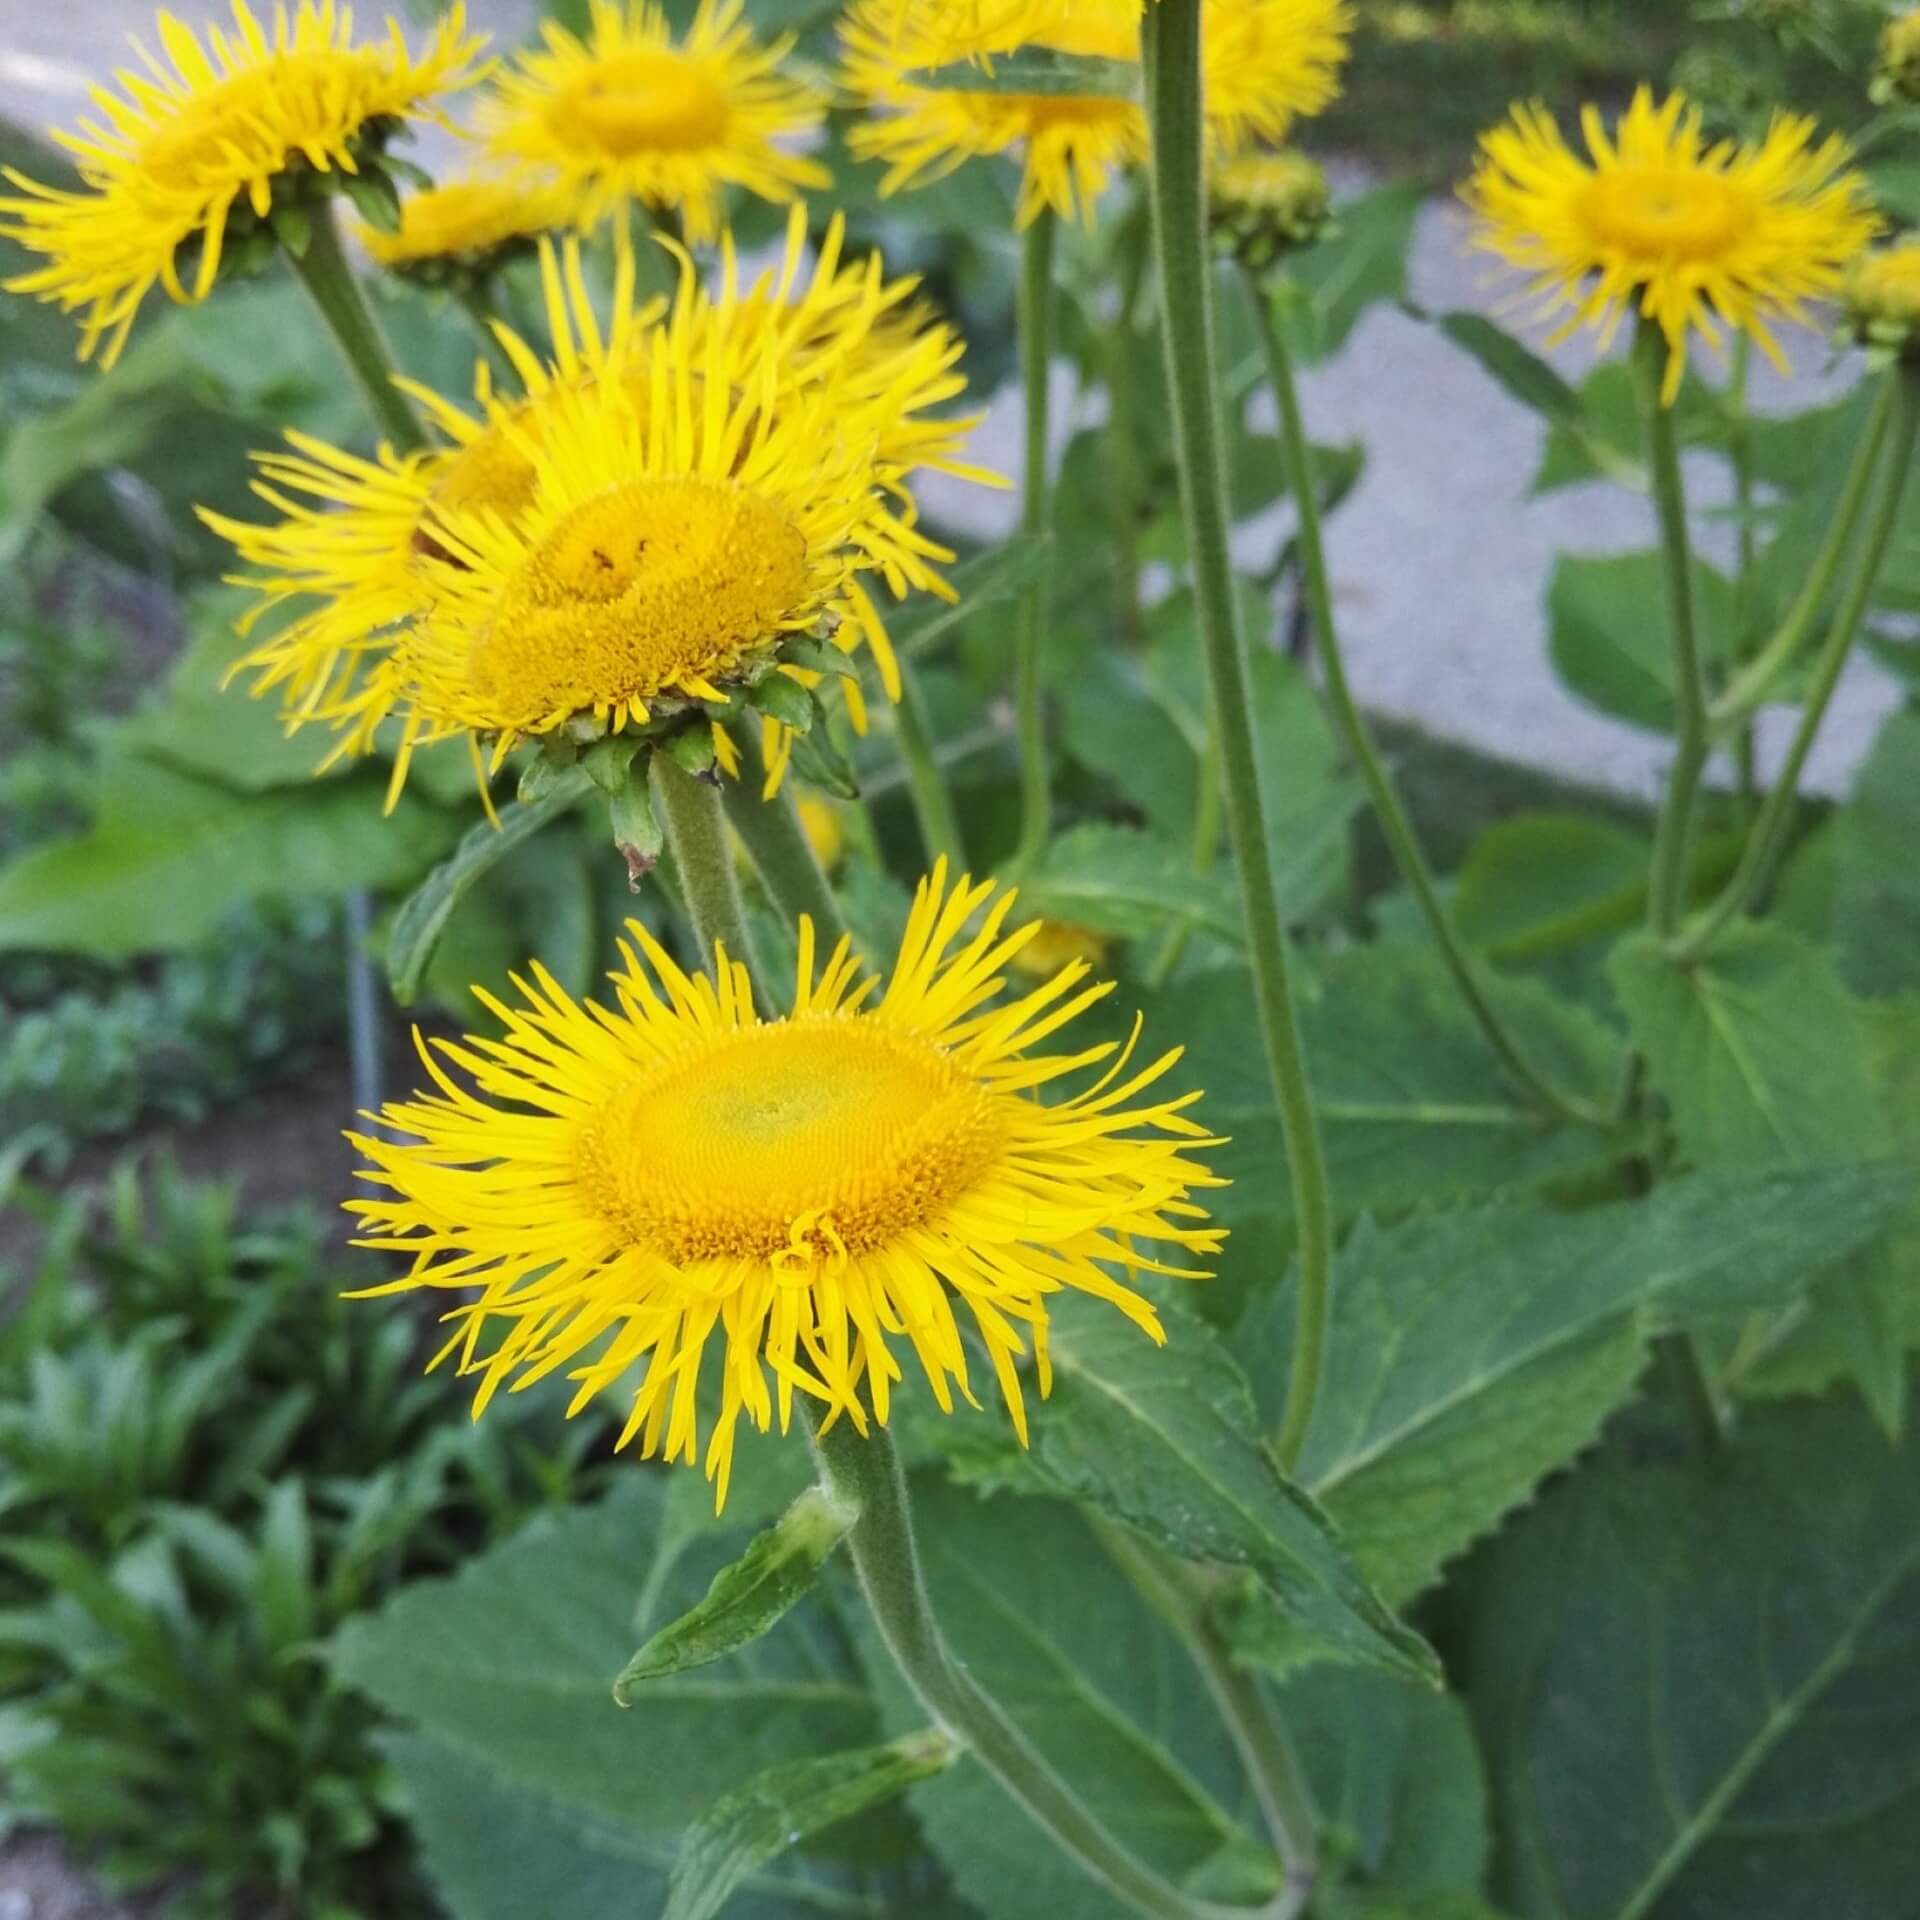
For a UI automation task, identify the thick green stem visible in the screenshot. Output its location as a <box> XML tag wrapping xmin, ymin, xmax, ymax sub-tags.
<box><xmin>1674</xmin><ymin>367</ymin><xmax>1920</xmax><ymax>960</ymax></box>
<box><xmin>1098</xmin><ymin>1521</ymin><xmax>1316</xmax><ymax>1914</ymax></box>
<box><xmin>1014</xmin><ymin>209</ymin><xmax>1058</xmax><ymax>874</ymax></box>
<box><xmin>282</xmin><ymin>202</ymin><xmax>427</xmax><ymax>452</ymax></box>
<box><xmin>1248</xmin><ymin>268</ymin><xmax>1606</xmax><ymax>1129</ymax></box>
<box><xmin>652</xmin><ymin>754</ymin><xmax>761</xmax><ymax>987</ymax></box>
<box><xmin>1106</xmin><ymin>192</ymin><xmax>1153</xmax><ymax>648</ymax></box>
<box><xmin>804</xmin><ymin>1411</ymin><xmax>1239</xmax><ymax>1920</ymax></box>
<box><xmin>1637</xmin><ymin>324</ymin><xmax>1710</xmax><ymax>936</ymax></box>
<box><xmin>1144</xmin><ymin>0</ymin><xmax>1333</xmax><ymax>1472</ymax></box>
<box><xmin>1714</xmin><ymin>373</ymin><xmax>1899</xmax><ymax>725</ymax></box>
<box><xmin>719</xmin><ymin>730</ymin><xmax>852</xmax><ymax>956</ymax></box>
<box><xmin>894</xmin><ymin>658</ymin><xmax>968</xmax><ymax>870</ymax></box>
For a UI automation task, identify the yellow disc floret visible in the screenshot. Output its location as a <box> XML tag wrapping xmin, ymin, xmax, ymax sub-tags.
<box><xmin>348</xmin><ymin>862</ymin><xmax>1226</xmax><ymax>1507</ymax></box>
<box><xmin>0</xmin><ymin>0</ymin><xmax>486</xmax><ymax>366</ymax></box>
<box><xmin>1463</xmin><ymin>87</ymin><xmax>1879</xmax><ymax>403</ymax></box>
<box><xmin>478</xmin><ymin>0</ymin><xmax>828</xmax><ymax>244</ymax></box>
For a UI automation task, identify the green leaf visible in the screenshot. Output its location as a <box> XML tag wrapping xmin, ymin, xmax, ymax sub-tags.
<box><xmin>1610</xmin><ymin>923</ymin><xmax>1883</xmax><ymax>1164</ymax></box>
<box><xmin>1453</xmin><ymin>813</ymin><xmax>1651</xmax><ymax>962</ymax></box>
<box><xmin>904</xmin><ymin>47</ymin><xmax>1137</xmax><ymax>97</ymax></box>
<box><xmin>893</xmin><ymin>537</ymin><xmax>1053</xmax><ymax>664</ymax></box>
<box><xmin>1546</xmin><ymin>550</ymin><xmax>1734</xmax><ymax>734</ymax></box>
<box><xmin>1022</xmin><ymin>1296</ymin><xmax>1438</xmax><ymax>1684</ymax></box>
<box><xmin>614</xmin><ymin>1487</ymin><xmax>859</xmax><ymax>1700</ymax></box>
<box><xmin>1529</xmin><ymin>359</ymin><xmax>1726</xmax><ymax>496</ymax></box>
<box><xmin>858</xmin><ymin>1476</ymin><xmax>1276</xmax><ymax>1919</ymax></box>
<box><xmin>1253</xmin><ymin>1163</ymin><xmax>1914</xmax><ymax>1605</ymax></box>
<box><xmin>666</xmin><ymin>1731</ymin><xmax>959</xmax><ymax>1920</ymax></box>
<box><xmin>0</xmin><ymin>754</ymin><xmax>456</xmax><ymax>958</ymax></box>
<box><xmin>1122</xmin><ymin>945</ymin><xmax>1620</xmax><ymax>1228</ymax></box>
<box><xmin>1266</xmin><ymin>184</ymin><xmax>1424</xmax><ymax>364</ymax></box>
<box><xmin>1435</xmin><ymin>314</ymin><xmax>1578</xmax><ymax>426</ymax></box>
<box><xmin>1834</xmin><ymin>705</ymin><xmax>1920</xmax><ymax>995</ymax></box>
<box><xmin>1020</xmin><ymin>822</ymin><xmax>1243</xmax><ymax>944</ymax></box>
<box><xmin>1468</xmin><ymin>1396</ymin><xmax>1920</xmax><ymax>1920</ymax></box>
<box><xmin>385</xmin><ymin>771</ymin><xmax>594</xmax><ymax>1004</ymax></box>
<box><xmin>1281</xmin><ymin>1667</ymin><xmax>1489</xmax><ymax>1893</ymax></box>
<box><xmin>334</xmin><ymin>1479</ymin><xmax>881</xmax><ymax>1836</ymax></box>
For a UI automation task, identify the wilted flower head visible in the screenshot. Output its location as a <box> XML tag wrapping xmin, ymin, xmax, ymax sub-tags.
<box><xmin>1464</xmin><ymin>87</ymin><xmax>1878</xmax><ymax>403</ymax></box>
<box><xmin>477</xmin><ymin>0</ymin><xmax>828</xmax><ymax>243</ymax></box>
<box><xmin>0</xmin><ymin>0</ymin><xmax>486</xmax><ymax>367</ymax></box>
<box><xmin>348</xmin><ymin>862</ymin><xmax>1225</xmax><ymax>1507</ymax></box>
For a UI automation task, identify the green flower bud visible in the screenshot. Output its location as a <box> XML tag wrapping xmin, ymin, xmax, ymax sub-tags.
<box><xmin>1844</xmin><ymin>241</ymin><xmax>1920</xmax><ymax>360</ymax></box>
<box><xmin>1209</xmin><ymin>151</ymin><xmax>1334</xmax><ymax>274</ymax></box>
<box><xmin>1872</xmin><ymin>9</ymin><xmax>1920</xmax><ymax>107</ymax></box>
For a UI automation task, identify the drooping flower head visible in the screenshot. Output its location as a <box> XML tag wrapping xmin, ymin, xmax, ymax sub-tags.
<box><xmin>1463</xmin><ymin>87</ymin><xmax>1879</xmax><ymax>403</ymax></box>
<box><xmin>478</xmin><ymin>0</ymin><xmax>829</xmax><ymax>244</ymax></box>
<box><xmin>840</xmin><ymin>0</ymin><xmax>1350</xmax><ymax>229</ymax></box>
<box><xmin>348</xmin><ymin>863</ymin><xmax>1224</xmax><ymax>1507</ymax></box>
<box><xmin>359</xmin><ymin>174</ymin><xmax>567</xmax><ymax>287</ymax></box>
<box><xmin>203</xmin><ymin>211</ymin><xmax>988</xmax><ymax>799</ymax></box>
<box><xmin>0</xmin><ymin>0</ymin><xmax>486</xmax><ymax>367</ymax></box>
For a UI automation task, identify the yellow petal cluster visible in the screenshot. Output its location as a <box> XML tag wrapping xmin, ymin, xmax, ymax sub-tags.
<box><xmin>0</xmin><ymin>0</ymin><xmax>486</xmax><ymax>366</ymax></box>
<box><xmin>359</xmin><ymin>175</ymin><xmax>567</xmax><ymax>274</ymax></box>
<box><xmin>1463</xmin><ymin>87</ymin><xmax>1879</xmax><ymax>403</ymax></box>
<box><xmin>348</xmin><ymin>862</ymin><xmax>1225</xmax><ymax>1508</ymax></box>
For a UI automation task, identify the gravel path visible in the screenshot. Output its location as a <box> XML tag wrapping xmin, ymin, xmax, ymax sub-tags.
<box><xmin>3</xmin><ymin>0</ymin><xmax>1899</xmax><ymax>801</ymax></box>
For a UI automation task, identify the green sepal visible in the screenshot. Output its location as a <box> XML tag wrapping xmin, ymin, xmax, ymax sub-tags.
<box><xmin>745</xmin><ymin>672</ymin><xmax>814</xmax><ymax>732</ymax></box>
<box><xmin>580</xmin><ymin>734</ymin><xmax>642</xmax><ymax>796</ymax></box>
<box><xmin>612</xmin><ymin>1486</ymin><xmax>859</xmax><ymax>1701</ymax></box>
<box><xmin>663</xmin><ymin>724</ymin><xmax>719</xmax><ymax>778</ymax></box>
<box><xmin>268</xmin><ymin>202</ymin><xmax>313</xmax><ymax>260</ymax></box>
<box><xmin>777</xmin><ymin>635</ymin><xmax>860</xmax><ymax>681</ymax></box>
<box><xmin>608</xmin><ymin>760</ymin><xmax>664</xmax><ymax>886</ymax></box>
<box><xmin>340</xmin><ymin>167</ymin><xmax>403</xmax><ymax>235</ymax></box>
<box><xmin>516</xmin><ymin>739</ymin><xmax>580</xmax><ymax>804</ymax></box>
<box><xmin>787</xmin><ymin>711</ymin><xmax>860</xmax><ymax>800</ymax></box>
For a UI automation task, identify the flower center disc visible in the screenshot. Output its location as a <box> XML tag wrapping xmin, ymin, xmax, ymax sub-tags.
<box><xmin>1580</xmin><ymin>166</ymin><xmax>1749</xmax><ymax>263</ymax></box>
<box><xmin>139</xmin><ymin>51</ymin><xmax>374</xmax><ymax>189</ymax></box>
<box><xmin>558</xmin><ymin>51</ymin><xmax>730</xmax><ymax>154</ymax></box>
<box><xmin>470</xmin><ymin>476</ymin><xmax>809</xmax><ymax>728</ymax></box>
<box><xmin>577</xmin><ymin>1015</ymin><xmax>1006</xmax><ymax>1264</ymax></box>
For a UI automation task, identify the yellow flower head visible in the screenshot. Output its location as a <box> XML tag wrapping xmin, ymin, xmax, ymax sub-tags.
<box><xmin>348</xmin><ymin>862</ymin><xmax>1224</xmax><ymax>1507</ymax></box>
<box><xmin>203</xmin><ymin>211</ymin><xmax>984</xmax><ymax>797</ymax></box>
<box><xmin>1844</xmin><ymin>240</ymin><xmax>1920</xmax><ymax>359</ymax></box>
<box><xmin>359</xmin><ymin>174</ymin><xmax>567</xmax><ymax>279</ymax></box>
<box><xmin>1463</xmin><ymin>87</ymin><xmax>1879</xmax><ymax>403</ymax></box>
<box><xmin>1211</xmin><ymin>147</ymin><xmax>1334</xmax><ymax>268</ymax></box>
<box><xmin>1873</xmin><ymin>9</ymin><xmax>1920</xmax><ymax>107</ymax></box>
<box><xmin>1009</xmin><ymin>918</ymin><xmax>1111</xmax><ymax>977</ymax></box>
<box><xmin>840</xmin><ymin>0</ymin><xmax>1349</xmax><ymax>230</ymax></box>
<box><xmin>0</xmin><ymin>0</ymin><xmax>486</xmax><ymax>368</ymax></box>
<box><xmin>478</xmin><ymin>0</ymin><xmax>829</xmax><ymax>245</ymax></box>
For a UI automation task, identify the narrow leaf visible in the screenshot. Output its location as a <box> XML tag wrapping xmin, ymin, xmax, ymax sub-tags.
<box><xmin>386</xmin><ymin>770</ymin><xmax>592</xmax><ymax>1004</ymax></box>
<box><xmin>665</xmin><ymin>1731</ymin><xmax>959</xmax><ymax>1920</ymax></box>
<box><xmin>1436</xmin><ymin>313</ymin><xmax>1578</xmax><ymax>424</ymax></box>
<box><xmin>613</xmin><ymin>1487</ymin><xmax>859</xmax><ymax>1701</ymax></box>
<box><xmin>905</xmin><ymin>48</ymin><xmax>1137</xmax><ymax>98</ymax></box>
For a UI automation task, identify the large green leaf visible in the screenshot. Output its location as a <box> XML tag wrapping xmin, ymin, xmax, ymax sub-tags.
<box><xmin>1833</xmin><ymin>705</ymin><xmax>1920</xmax><ymax>996</ymax></box>
<box><xmin>1124</xmin><ymin>945</ymin><xmax>1620</xmax><ymax>1227</ymax></box>
<box><xmin>1020</xmin><ymin>823</ymin><xmax>1244</xmax><ymax>945</ymax></box>
<box><xmin>0</xmin><ymin>753</ymin><xmax>456</xmax><ymax>957</ymax></box>
<box><xmin>1281</xmin><ymin>1668</ymin><xmax>1488</xmax><ymax>1894</ymax></box>
<box><xmin>1467</xmin><ymin>1396</ymin><xmax>1920</xmax><ymax>1920</ymax></box>
<box><xmin>1020</xmin><ymin>1296</ymin><xmax>1436</xmax><ymax>1684</ymax></box>
<box><xmin>1263</xmin><ymin>184</ymin><xmax>1425</xmax><ymax>365</ymax></box>
<box><xmin>386</xmin><ymin>1734</ymin><xmax>902</xmax><ymax>1920</ymax></box>
<box><xmin>1453</xmin><ymin>813</ymin><xmax>1651</xmax><ymax>963</ymax></box>
<box><xmin>1546</xmin><ymin>550</ymin><xmax>1734</xmax><ymax>735</ymax></box>
<box><xmin>861</xmin><ymin>1475</ymin><xmax>1276</xmax><ymax>1920</ymax></box>
<box><xmin>333</xmin><ymin>1479</ymin><xmax>881</xmax><ymax>1836</ymax></box>
<box><xmin>1247</xmin><ymin>1163</ymin><xmax>1913</xmax><ymax>1604</ymax></box>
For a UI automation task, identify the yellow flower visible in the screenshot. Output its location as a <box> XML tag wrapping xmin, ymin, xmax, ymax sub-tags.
<box><xmin>477</xmin><ymin>0</ymin><xmax>828</xmax><ymax>245</ymax></box>
<box><xmin>204</xmin><ymin>212</ymin><xmax>984</xmax><ymax>796</ymax></box>
<box><xmin>347</xmin><ymin>863</ymin><xmax>1224</xmax><ymax>1507</ymax></box>
<box><xmin>1463</xmin><ymin>87</ymin><xmax>1879</xmax><ymax>404</ymax></box>
<box><xmin>1844</xmin><ymin>240</ymin><xmax>1920</xmax><ymax>358</ymax></box>
<box><xmin>1009</xmin><ymin>918</ymin><xmax>1111</xmax><ymax>977</ymax></box>
<box><xmin>0</xmin><ymin>0</ymin><xmax>486</xmax><ymax>368</ymax></box>
<box><xmin>359</xmin><ymin>174</ymin><xmax>566</xmax><ymax>278</ymax></box>
<box><xmin>840</xmin><ymin>0</ymin><xmax>1349</xmax><ymax>228</ymax></box>
<box><xmin>1873</xmin><ymin>9</ymin><xmax>1920</xmax><ymax>107</ymax></box>
<box><xmin>1210</xmin><ymin>148</ymin><xmax>1334</xmax><ymax>268</ymax></box>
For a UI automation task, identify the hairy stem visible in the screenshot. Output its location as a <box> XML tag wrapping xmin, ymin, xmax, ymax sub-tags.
<box><xmin>895</xmin><ymin>658</ymin><xmax>968</xmax><ymax>870</ymax></box>
<box><xmin>1014</xmin><ymin>209</ymin><xmax>1058</xmax><ymax>874</ymax></box>
<box><xmin>652</xmin><ymin>754</ymin><xmax>761</xmax><ymax>987</ymax></box>
<box><xmin>719</xmin><ymin>729</ymin><xmax>852</xmax><ymax>956</ymax></box>
<box><xmin>1143</xmin><ymin>0</ymin><xmax>1333</xmax><ymax>1472</ymax></box>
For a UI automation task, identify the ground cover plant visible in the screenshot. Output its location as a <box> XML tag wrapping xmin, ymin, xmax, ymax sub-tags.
<box><xmin>3</xmin><ymin>0</ymin><xmax>1920</xmax><ymax>1916</ymax></box>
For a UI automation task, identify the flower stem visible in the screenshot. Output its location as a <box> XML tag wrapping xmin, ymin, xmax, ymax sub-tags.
<box><xmin>718</xmin><ymin>733</ymin><xmax>852</xmax><ymax>956</ymax></box>
<box><xmin>1014</xmin><ymin>208</ymin><xmax>1058</xmax><ymax>875</ymax></box>
<box><xmin>1636</xmin><ymin>323</ymin><xmax>1709</xmax><ymax>937</ymax></box>
<box><xmin>804</xmin><ymin>1409</ymin><xmax>1242</xmax><ymax>1920</ymax></box>
<box><xmin>282</xmin><ymin>201</ymin><xmax>427</xmax><ymax>452</ymax></box>
<box><xmin>1247</xmin><ymin>266</ymin><xmax>1607</xmax><ymax>1129</ymax></box>
<box><xmin>1673</xmin><ymin>365</ymin><xmax>1920</xmax><ymax>961</ymax></box>
<box><xmin>1714</xmin><ymin>372</ymin><xmax>1898</xmax><ymax>726</ymax></box>
<box><xmin>895</xmin><ymin>658</ymin><xmax>968</xmax><ymax>870</ymax></box>
<box><xmin>1142</xmin><ymin>0</ymin><xmax>1333</xmax><ymax>1474</ymax></box>
<box><xmin>1096</xmin><ymin>1520</ymin><xmax>1316</xmax><ymax>1916</ymax></box>
<box><xmin>652</xmin><ymin>753</ymin><xmax>761</xmax><ymax>987</ymax></box>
